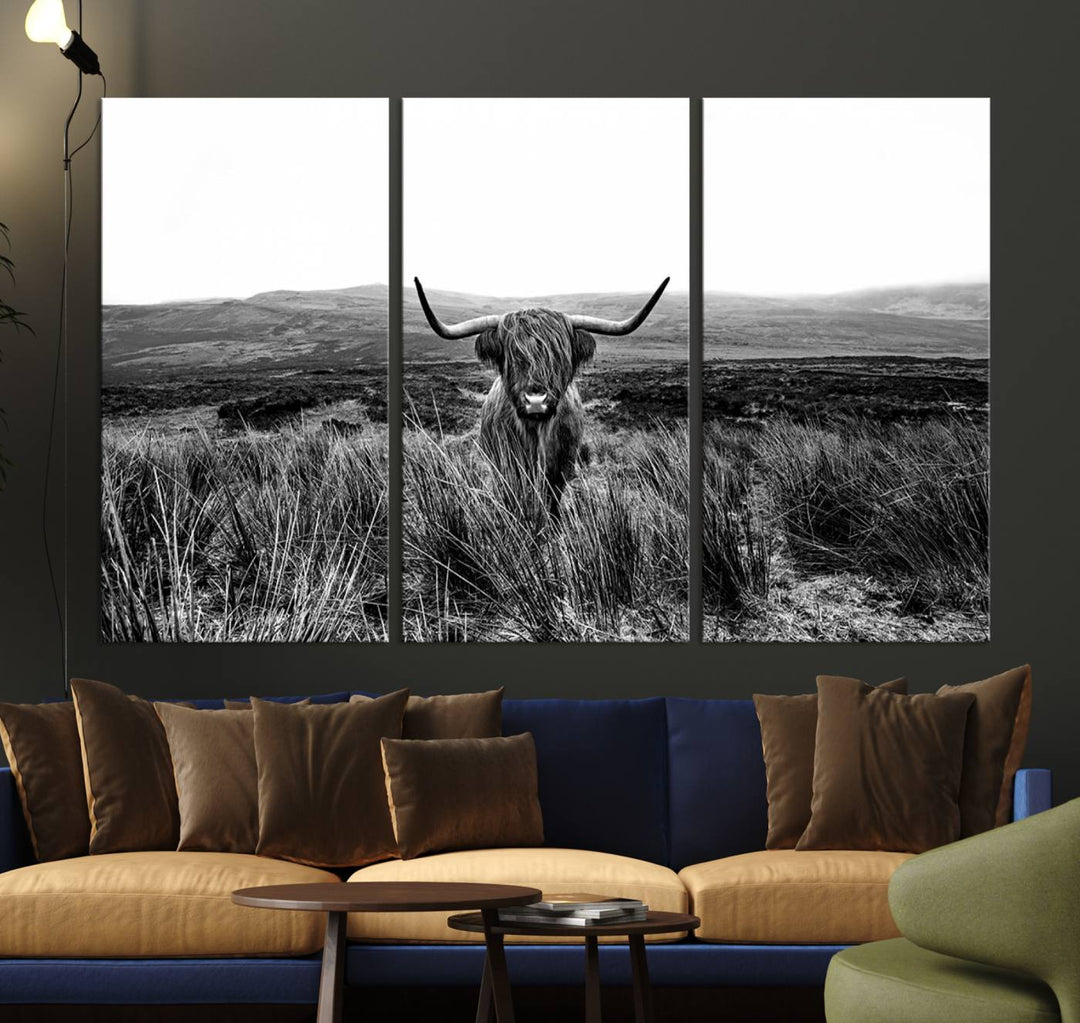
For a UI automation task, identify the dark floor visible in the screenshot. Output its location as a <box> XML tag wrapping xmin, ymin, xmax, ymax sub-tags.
<box><xmin>3</xmin><ymin>987</ymin><xmax>827</xmax><ymax>1023</ymax></box>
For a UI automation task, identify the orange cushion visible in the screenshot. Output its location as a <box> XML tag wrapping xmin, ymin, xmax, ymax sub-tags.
<box><xmin>347</xmin><ymin>847</ymin><xmax>687</xmax><ymax>943</ymax></box>
<box><xmin>0</xmin><ymin>852</ymin><xmax>340</xmax><ymax>957</ymax></box>
<box><xmin>680</xmin><ymin>850</ymin><xmax>913</xmax><ymax>943</ymax></box>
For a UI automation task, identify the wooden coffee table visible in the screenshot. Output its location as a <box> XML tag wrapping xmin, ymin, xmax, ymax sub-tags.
<box><xmin>233</xmin><ymin>881</ymin><xmax>541</xmax><ymax>1023</ymax></box>
<box><xmin>448</xmin><ymin>909</ymin><xmax>700</xmax><ymax>1023</ymax></box>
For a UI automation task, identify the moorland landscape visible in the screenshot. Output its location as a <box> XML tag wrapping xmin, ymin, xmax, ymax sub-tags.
<box><xmin>101</xmin><ymin>285</ymin><xmax>388</xmax><ymax>642</ymax></box>
<box><xmin>101</xmin><ymin>279</ymin><xmax>987</xmax><ymax>644</ymax></box>
<box><xmin>703</xmin><ymin>282</ymin><xmax>989</xmax><ymax>642</ymax></box>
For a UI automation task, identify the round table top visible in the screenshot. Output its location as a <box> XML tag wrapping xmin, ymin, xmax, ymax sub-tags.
<box><xmin>232</xmin><ymin>881</ymin><xmax>542</xmax><ymax>913</ymax></box>
<box><xmin>447</xmin><ymin>909</ymin><xmax>700</xmax><ymax>938</ymax></box>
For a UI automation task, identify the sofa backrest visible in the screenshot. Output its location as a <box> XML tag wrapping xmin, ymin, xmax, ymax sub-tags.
<box><xmin>502</xmin><ymin>698</ymin><xmax>670</xmax><ymax>865</ymax></box>
<box><xmin>503</xmin><ymin>697</ymin><xmax>769</xmax><ymax>870</ymax></box>
<box><xmin>665</xmin><ymin>698</ymin><xmax>768</xmax><ymax>870</ymax></box>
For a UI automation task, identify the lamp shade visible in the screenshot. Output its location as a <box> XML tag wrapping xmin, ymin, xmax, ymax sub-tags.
<box><xmin>25</xmin><ymin>0</ymin><xmax>74</xmax><ymax>48</ymax></box>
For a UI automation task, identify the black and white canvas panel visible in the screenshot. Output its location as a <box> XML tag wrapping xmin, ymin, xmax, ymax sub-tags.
<box><xmin>101</xmin><ymin>98</ymin><xmax>389</xmax><ymax>642</ymax></box>
<box><xmin>703</xmin><ymin>98</ymin><xmax>990</xmax><ymax>641</ymax></box>
<box><xmin>403</xmin><ymin>98</ymin><xmax>689</xmax><ymax>642</ymax></box>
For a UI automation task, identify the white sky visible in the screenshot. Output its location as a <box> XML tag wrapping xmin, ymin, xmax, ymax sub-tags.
<box><xmin>704</xmin><ymin>98</ymin><xmax>989</xmax><ymax>295</ymax></box>
<box><xmin>102</xmin><ymin>98</ymin><xmax>388</xmax><ymax>304</ymax></box>
<box><xmin>405</xmin><ymin>98</ymin><xmax>689</xmax><ymax>297</ymax></box>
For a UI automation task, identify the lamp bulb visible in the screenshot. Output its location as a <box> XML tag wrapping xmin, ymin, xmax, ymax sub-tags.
<box><xmin>25</xmin><ymin>0</ymin><xmax>73</xmax><ymax>48</ymax></box>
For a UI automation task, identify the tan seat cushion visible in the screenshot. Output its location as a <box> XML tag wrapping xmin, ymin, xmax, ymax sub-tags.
<box><xmin>680</xmin><ymin>850</ymin><xmax>914</xmax><ymax>944</ymax></box>
<box><xmin>0</xmin><ymin>852</ymin><xmax>340</xmax><ymax>957</ymax></box>
<box><xmin>347</xmin><ymin>848</ymin><xmax>687</xmax><ymax>943</ymax></box>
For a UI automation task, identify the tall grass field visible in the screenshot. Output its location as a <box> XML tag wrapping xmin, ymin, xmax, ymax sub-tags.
<box><xmin>704</xmin><ymin>415</ymin><xmax>988</xmax><ymax>641</ymax></box>
<box><xmin>101</xmin><ymin>423</ymin><xmax>388</xmax><ymax>642</ymax></box>
<box><xmin>403</xmin><ymin>415</ymin><xmax>688</xmax><ymax>642</ymax></box>
<box><xmin>700</xmin><ymin>286</ymin><xmax>989</xmax><ymax>641</ymax></box>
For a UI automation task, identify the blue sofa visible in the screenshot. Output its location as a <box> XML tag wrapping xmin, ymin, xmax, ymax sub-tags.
<box><xmin>0</xmin><ymin>695</ymin><xmax>1052</xmax><ymax>1006</ymax></box>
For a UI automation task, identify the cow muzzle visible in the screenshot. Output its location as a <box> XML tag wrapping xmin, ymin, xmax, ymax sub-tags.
<box><xmin>522</xmin><ymin>392</ymin><xmax>555</xmax><ymax>417</ymax></box>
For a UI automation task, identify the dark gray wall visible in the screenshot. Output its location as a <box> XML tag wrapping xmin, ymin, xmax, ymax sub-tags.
<box><xmin>1</xmin><ymin>1</ymin><xmax>1078</xmax><ymax>800</ymax></box>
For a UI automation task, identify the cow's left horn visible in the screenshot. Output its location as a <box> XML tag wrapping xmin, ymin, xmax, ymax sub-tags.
<box><xmin>568</xmin><ymin>278</ymin><xmax>670</xmax><ymax>336</ymax></box>
<box><xmin>414</xmin><ymin>278</ymin><xmax>502</xmax><ymax>340</ymax></box>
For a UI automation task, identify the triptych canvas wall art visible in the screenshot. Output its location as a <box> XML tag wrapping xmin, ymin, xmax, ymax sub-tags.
<box><xmin>99</xmin><ymin>97</ymin><xmax>988</xmax><ymax>645</ymax></box>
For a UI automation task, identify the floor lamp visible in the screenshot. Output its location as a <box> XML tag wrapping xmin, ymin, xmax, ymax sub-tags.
<box><xmin>24</xmin><ymin>0</ymin><xmax>105</xmax><ymax>697</ymax></box>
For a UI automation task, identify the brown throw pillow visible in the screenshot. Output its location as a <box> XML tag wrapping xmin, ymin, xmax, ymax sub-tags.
<box><xmin>797</xmin><ymin>676</ymin><xmax>974</xmax><ymax>853</ymax></box>
<box><xmin>253</xmin><ymin>690</ymin><xmax>409</xmax><ymax>868</ymax></box>
<box><xmin>0</xmin><ymin>702</ymin><xmax>89</xmax><ymax>861</ymax></box>
<box><xmin>753</xmin><ymin>677</ymin><xmax>907</xmax><ymax>849</ymax></box>
<box><xmin>155</xmin><ymin>704</ymin><xmax>260</xmax><ymax>854</ymax></box>
<box><xmin>381</xmin><ymin>733</ymin><xmax>544</xmax><ymax>860</ymax></box>
<box><xmin>938</xmin><ymin>665</ymin><xmax>1032</xmax><ymax>835</ymax></box>
<box><xmin>350</xmin><ymin>688</ymin><xmax>503</xmax><ymax>739</ymax></box>
<box><xmin>71</xmin><ymin>678</ymin><xmax>181</xmax><ymax>854</ymax></box>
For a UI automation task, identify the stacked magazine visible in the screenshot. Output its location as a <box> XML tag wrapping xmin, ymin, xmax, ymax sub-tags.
<box><xmin>498</xmin><ymin>893</ymin><xmax>648</xmax><ymax>927</ymax></box>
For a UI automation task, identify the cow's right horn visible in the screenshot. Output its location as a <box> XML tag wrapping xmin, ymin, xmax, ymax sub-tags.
<box><xmin>414</xmin><ymin>278</ymin><xmax>502</xmax><ymax>340</ymax></box>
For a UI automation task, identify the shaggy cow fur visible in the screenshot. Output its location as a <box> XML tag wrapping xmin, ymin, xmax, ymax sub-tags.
<box><xmin>475</xmin><ymin>309</ymin><xmax>596</xmax><ymax>518</ymax></box>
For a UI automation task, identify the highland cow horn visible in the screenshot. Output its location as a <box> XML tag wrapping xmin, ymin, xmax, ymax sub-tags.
<box><xmin>568</xmin><ymin>277</ymin><xmax>670</xmax><ymax>336</ymax></box>
<box><xmin>414</xmin><ymin>278</ymin><xmax>502</xmax><ymax>340</ymax></box>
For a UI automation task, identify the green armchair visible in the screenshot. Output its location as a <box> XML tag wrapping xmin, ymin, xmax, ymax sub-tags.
<box><xmin>825</xmin><ymin>799</ymin><xmax>1080</xmax><ymax>1023</ymax></box>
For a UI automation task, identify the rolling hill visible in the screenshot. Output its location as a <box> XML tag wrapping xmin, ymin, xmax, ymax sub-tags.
<box><xmin>707</xmin><ymin>282</ymin><xmax>987</xmax><ymax>320</ymax></box>
<box><xmin>102</xmin><ymin>285</ymin><xmax>390</xmax><ymax>379</ymax></box>
<box><xmin>704</xmin><ymin>282</ymin><xmax>988</xmax><ymax>360</ymax></box>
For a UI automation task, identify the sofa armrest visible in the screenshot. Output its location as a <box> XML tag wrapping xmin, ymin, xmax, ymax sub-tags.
<box><xmin>889</xmin><ymin>799</ymin><xmax>1080</xmax><ymax>1023</ymax></box>
<box><xmin>0</xmin><ymin>767</ymin><xmax>34</xmax><ymax>873</ymax></box>
<box><xmin>1012</xmin><ymin>768</ymin><xmax>1052</xmax><ymax>820</ymax></box>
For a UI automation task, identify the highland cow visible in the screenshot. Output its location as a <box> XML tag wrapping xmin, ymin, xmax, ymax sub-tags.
<box><xmin>414</xmin><ymin>277</ymin><xmax>670</xmax><ymax>518</ymax></box>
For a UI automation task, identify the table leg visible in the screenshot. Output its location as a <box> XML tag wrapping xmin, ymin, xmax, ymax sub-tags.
<box><xmin>480</xmin><ymin>909</ymin><xmax>516</xmax><ymax>1023</ymax></box>
<box><xmin>475</xmin><ymin>952</ymin><xmax>495</xmax><ymax>1023</ymax></box>
<box><xmin>584</xmin><ymin>934</ymin><xmax>602</xmax><ymax>1023</ymax></box>
<box><xmin>629</xmin><ymin>934</ymin><xmax>654</xmax><ymax>1023</ymax></box>
<box><xmin>316</xmin><ymin>911</ymin><xmax>347</xmax><ymax>1023</ymax></box>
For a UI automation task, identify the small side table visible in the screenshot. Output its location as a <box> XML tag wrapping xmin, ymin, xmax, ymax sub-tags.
<box><xmin>448</xmin><ymin>909</ymin><xmax>700</xmax><ymax>1023</ymax></box>
<box><xmin>233</xmin><ymin>881</ymin><xmax>540</xmax><ymax>1023</ymax></box>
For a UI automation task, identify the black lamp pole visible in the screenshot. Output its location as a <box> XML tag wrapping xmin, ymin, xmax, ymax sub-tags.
<box><xmin>28</xmin><ymin>0</ymin><xmax>105</xmax><ymax>697</ymax></box>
